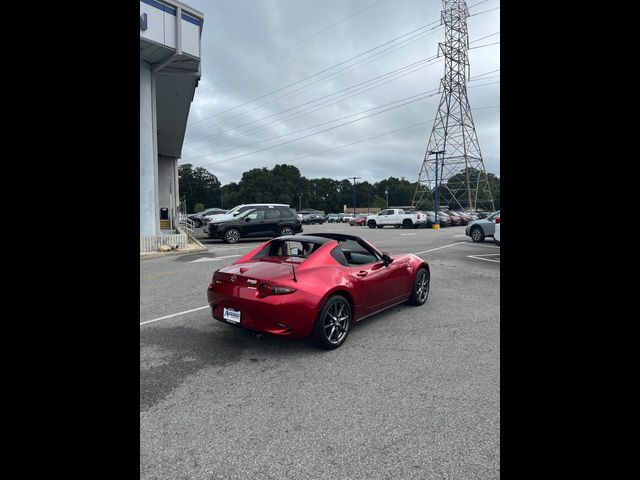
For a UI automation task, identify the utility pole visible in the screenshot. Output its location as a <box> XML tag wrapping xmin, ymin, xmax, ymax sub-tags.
<box><xmin>349</xmin><ymin>177</ymin><xmax>360</xmax><ymax>216</ymax></box>
<box><xmin>220</xmin><ymin>186</ymin><xmax>223</xmax><ymax>209</ymax></box>
<box><xmin>385</xmin><ymin>189</ymin><xmax>389</xmax><ymax>208</ymax></box>
<box><xmin>411</xmin><ymin>0</ymin><xmax>495</xmax><ymax>213</ymax></box>
<box><xmin>298</xmin><ymin>193</ymin><xmax>302</xmax><ymax>211</ymax></box>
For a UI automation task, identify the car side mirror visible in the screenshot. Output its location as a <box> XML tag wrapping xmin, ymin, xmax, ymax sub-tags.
<box><xmin>245</xmin><ymin>217</ymin><xmax>251</xmax><ymax>222</ymax></box>
<box><xmin>382</xmin><ymin>253</ymin><xmax>393</xmax><ymax>267</ymax></box>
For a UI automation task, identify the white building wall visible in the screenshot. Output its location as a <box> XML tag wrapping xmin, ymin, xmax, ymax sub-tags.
<box><xmin>140</xmin><ymin>60</ymin><xmax>159</xmax><ymax>235</ymax></box>
<box><xmin>158</xmin><ymin>155</ymin><xmax>178</xmax><ymax>222</ymax></box>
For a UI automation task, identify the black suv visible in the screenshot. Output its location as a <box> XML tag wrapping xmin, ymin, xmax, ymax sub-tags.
<box><xmin>206</xmin><ymin>206</ymin><xmax>303</xmax><ymax>243</ymax></box>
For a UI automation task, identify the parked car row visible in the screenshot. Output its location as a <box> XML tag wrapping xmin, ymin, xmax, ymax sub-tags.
<box><xmin>187</xmin><ymin>204</ymin><xmax>498</xmax><ymax>244</ymax></box>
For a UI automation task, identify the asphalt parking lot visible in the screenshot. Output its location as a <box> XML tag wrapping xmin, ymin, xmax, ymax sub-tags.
<box><xmin>140</xmin><ymin>223</ymin><xmax>500</xmax><ymax>479</ymax></box>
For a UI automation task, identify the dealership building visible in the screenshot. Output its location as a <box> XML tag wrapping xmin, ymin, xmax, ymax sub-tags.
<box><xmin>140</xmin><ymin>0</ymin><xmax>203</xmax><ymax>245</ymax></box>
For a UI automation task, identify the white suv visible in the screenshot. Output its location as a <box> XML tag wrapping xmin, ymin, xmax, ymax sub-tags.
<box><xmin>203</xmin><ymin>203</ymin><xmax>290</xmax><ymax>225</ymax></box>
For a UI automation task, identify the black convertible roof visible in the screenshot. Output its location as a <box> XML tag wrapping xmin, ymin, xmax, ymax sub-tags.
<box><xmin>303</xmin><ymin>233</ymin><xmax>364</xmax><ymax>242</ymax></box>
<box><xmin>274</xmin><ymin>235</ymin><xmax>334</xmax><ymax>244</ymax></box>
<box><xmin>274</xmin><ymin>233</ymin><xmax>366</xmax><ymax>244</ymax></box>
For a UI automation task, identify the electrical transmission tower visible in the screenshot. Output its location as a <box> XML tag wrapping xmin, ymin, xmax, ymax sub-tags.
<box><xmin>411</xmin><ymin>0</ymin><xmax>495</xmax><ymax>212</ymax></box>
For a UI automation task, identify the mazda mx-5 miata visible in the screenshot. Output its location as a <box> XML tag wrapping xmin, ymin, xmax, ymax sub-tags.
<box><xmin>206</xmin><ymin>233</ymin><xmax>430</xmax><ymax>349</ymax></box>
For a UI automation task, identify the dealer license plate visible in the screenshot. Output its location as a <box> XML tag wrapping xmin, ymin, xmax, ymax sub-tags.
<box><xmin>223</xmin><ymin>307</ymin><xmax>241</xmax><ymax>324</ymax></box>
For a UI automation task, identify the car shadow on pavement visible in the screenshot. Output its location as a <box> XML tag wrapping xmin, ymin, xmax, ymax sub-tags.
<box><xmin>141</xmin><ymin>322</ymin><xmax>317</xmax><ymax>412</ymax></box>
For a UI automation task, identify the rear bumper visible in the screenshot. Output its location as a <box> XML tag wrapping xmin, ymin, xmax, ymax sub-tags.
<box><xmin>207</xmin><ymin>284</ymin><xmax>319</xmax><ymax>338</ymax></box>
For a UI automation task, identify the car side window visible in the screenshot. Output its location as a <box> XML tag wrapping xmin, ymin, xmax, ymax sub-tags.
<box><xmin>338</xmin><ymin>239</ymin><xmax>379</xmax><ymax>266</ymax></box>
<box><xmin>246</xmin><ymin>210</ymin><xmax>265</xmax><ymax>220</ymax></box>
<box><xmin>265</xmin><ymin>209</ymin><xmax>280</xmax><ymax>220</ymax></box>
<box><xmin>330</xmin><ymin>246</ymin><xmax>349</xmax><ymax>266</ymax></box>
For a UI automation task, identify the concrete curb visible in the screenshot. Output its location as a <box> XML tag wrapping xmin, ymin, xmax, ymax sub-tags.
<box><xmin>140</xmin><ymin>244</ymin><xmax>208</xmax><ymax>260</ymax></box>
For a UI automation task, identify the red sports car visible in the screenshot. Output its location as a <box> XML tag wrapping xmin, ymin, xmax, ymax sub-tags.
<box><xmin>207</xmin><ymin>233</ymin><xmax>430</xmax><ymax>349</ymax></box>
<box><xmin>349</xmin><ymin>215</ymin><xmax>367</xmax><ymax>226</ymax></box>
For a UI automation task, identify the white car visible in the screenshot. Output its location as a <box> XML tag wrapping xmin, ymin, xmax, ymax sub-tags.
<box><xmin>203</xmin><ymin>203</ymin><xmax>290</xmax><ymax>224</ymax></box>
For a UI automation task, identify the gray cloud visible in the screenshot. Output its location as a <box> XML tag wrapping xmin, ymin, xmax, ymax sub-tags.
<box><xmin>181</xmin><ymin>0</ymin><xmax>500</xmax><ymax>184</ymax></box>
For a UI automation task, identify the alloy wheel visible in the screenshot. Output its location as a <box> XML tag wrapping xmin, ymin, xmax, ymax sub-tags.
<box><xmin>225</xmin><ymin>229</ymin><xmax>240</xmax><ymax>243</ymax></box>
<box><xmin>416</xmin><ymin>270</ymin><xmax>429</xmax><ymax>303</ymax></box>
<box><xmin>324</xmin><ymin>301</ymin><xmax>350</xmax><ymax>344</ymax></box>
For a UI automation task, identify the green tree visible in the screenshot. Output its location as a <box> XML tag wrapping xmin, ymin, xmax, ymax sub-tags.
<box><xmin>444</xmin><ymin>168</ymin><xmax>499</xmax><ymax>210</ymax></box>
<box><xmin>194</xmin><ymin>203</ymin><xmax>205</xmax><ymax>213</ymax></box>
<box><xmin>178</xmin><ymin>164</ymin><xmax>221</xmax><ymax>212</ymax></box>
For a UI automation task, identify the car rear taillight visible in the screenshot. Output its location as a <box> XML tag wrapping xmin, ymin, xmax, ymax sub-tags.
<box><xmin>495</xmin><ymin>216</ymin><xmax>500</xmax><ymax>224</ymax></box>
<box><xmin>257</xmin><ymin>282</ymin><xmax>297</xmax><ymax>298</ymax></box>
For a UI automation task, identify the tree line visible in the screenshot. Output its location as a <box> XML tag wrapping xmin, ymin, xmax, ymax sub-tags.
<box><xmin>178</xmin><ymin>163</ymin><xmax>500</xmax><ymax>214</ymax></box>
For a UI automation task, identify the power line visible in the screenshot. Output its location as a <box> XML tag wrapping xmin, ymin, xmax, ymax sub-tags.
<box><xmin>184</xmin><ymin>55</ymin><xmax>443</xmax><ymax>153</ymax></box>
<box><xmin>185</xmin><ymin>42</ymin><xmax>499</xmax><ymax>158</ymax></box>
<box><xmin>186</xmin><ymin>20</ymin><xmax>443</xmax><ymax>128</ymax></box>
<box><xmin>187</xmin><ymin>27</ymin><xmax>498</xmax><ymax>143</ymax></box>
<box><xmin>211</xmin><ymin>104</ymin><xmax>499</xmax><ymax>182</ymax></box>
<box><xmin>186</xmin><ymin>26</ymin><xmax>443</xmax><ymax>141</ymax></box>
<box><xmin>265</xmin><ymin>105</ymin><xmax>499</xmax><ymax>168</ymax></box>
<box><xmin>468</xmin><ymin>41</ymin><xmax>500</xmax><ymax>50</ymax></box>
<box><xmin>188</xmin><ymin>1</ymin><xmax>496</xmax><ymax>132</ymax></box>
<box><xmin>469</xmin><ymin>5</ymin><xmax>500</xmax><ymax>16</ymax></box>
<box><xmin>470</xmin><ymin>68</ymin><xmax>500</xmax><ymax>79</ymax></box>
<box><xmin>471</xmin><ymin>31</ymin><xmax>499</xmax><ymax>43</ymax></box>
<box><xmin>185</xmin><ymin>81</ymin><xmax>499</xmax><ymax>167</ymax></box>
<box><xmin>208</xmin><ymin>0</ymin><xmax>392</xmax><ymax>89</ymax></box>
<box><xmin>186</xmin><ymin>88</ymin><xmax>442</xmax><ymax>162</ymax></box>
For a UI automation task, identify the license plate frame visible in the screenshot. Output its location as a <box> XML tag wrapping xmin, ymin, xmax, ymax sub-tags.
<box><xmin>223</xmin><ymin>307</ymin><xmax>241</xmax><ymax>324</ymax></box>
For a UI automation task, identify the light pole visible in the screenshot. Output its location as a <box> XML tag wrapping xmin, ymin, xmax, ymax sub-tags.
<box><xmin>428</xmin><ymin>150</ymin><xmax>445</xmax><ymax>229</ymax></box>
<box><xmin>298</xmin><ymin>193</ymin><xmax>302</xmax><ymax>211</ymax></box>
<box><xmin>367</xmin><ymin>188</ymin><xmax>370</xmax><ymax>215</ymax></box>
<box><xmin>349</xmin><ymin>177</ymin><xmax>360</xmax><ymax>216</ymax></box>
<box><xmin>220</xmin><ymin>186</ymin><xmax>224</xmax><ymax>209</ymax></box>
<box><xmin>385</xmin><ymin>189</ymin><xmax>389</xmax><ymax>208</ymax></box>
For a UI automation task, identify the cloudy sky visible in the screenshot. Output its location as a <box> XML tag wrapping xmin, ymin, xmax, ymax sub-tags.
<box><xmin>180</xmin><ymin>0</ymin><xmax>500</xmax><ymax>186</ymax></box>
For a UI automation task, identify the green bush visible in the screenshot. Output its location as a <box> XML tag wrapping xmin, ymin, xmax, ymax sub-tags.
<box><xmin>194</xmin><ymin>203</ymin><xmax>205</xmax><ymax>213</ymax></box>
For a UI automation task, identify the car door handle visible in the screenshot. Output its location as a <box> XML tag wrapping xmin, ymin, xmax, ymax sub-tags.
<box><xmin>356</xmin><ymin>271</ymin><xmax>368</xmax><ymax>277</ymax></box>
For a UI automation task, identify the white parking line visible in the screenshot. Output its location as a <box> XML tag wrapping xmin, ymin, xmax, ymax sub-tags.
<box><xmin>140</xmin><ymin>305</ymin><xmax>210</xmax><ymax>326</ymax></box>
<box><xmin>400</xmin><ymin>233</ymin><xmax>416</xmax><ymax>236</ymax></box>
<box><xmin>466</xmin><ymin>242</ymin><xmax>500</xmax><ymax>249</ymax></box>
<box><xmin>189</xmin><ymin>254</ymin><xmax>241</xmax><ymax>263</ymax></box>
<box><xmin>415</xmin><ymin>242</ymin><xmax>467</xmax><ymax>255</ymax></box>
<box><xmin>467</xmin><ymin>253</ymin><xmax>500</xmax><ymax>263</ymax></box>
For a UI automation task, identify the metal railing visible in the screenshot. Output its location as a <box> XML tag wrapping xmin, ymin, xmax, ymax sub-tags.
<box><xmin>177</xmin><ymin>213</ymin><xmax>196</xmax><ymax>233</ymax></box>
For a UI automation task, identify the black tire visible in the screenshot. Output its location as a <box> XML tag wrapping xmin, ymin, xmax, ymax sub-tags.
<box><xmin>311</xmin><ymin>295</ymin><xmax>352</xmax><ymax>350</ymax></box>
<box><xmin>408</xmin><ymin>268</ymin><xmax>430</xmax><ymax>306</ymax></box>
<box><xmin>368</xmin><ymin>220</ymin><xmax>376</xmax><ymax>229</ymax></box>
<box><xmin>224</xmin><ymin>228</ymin><xmax>241</xmax><ymax>244</ymax></box>
<box><xmin>495</xmin><ymin>239</ymin><xmax>500</xmax><ymax>246</ymax></box>
<box><xmin>403</xmin><ymin>219</ymin><xmax>413</xmax><ymax>229</ymax></box>
<box><xmin>377</xmin><ymin>225</ymin><xmax>383</xmax><ymax>229</ymax></box>
<box><xmin>470</xmin><ymin>226</ymin><xmax>485</xmax><ymax>242</ymax></box>
<box><xmin>280</xmin><ymin>226</ymin><xmax>294</xmax><ymax>236</ymax></box>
